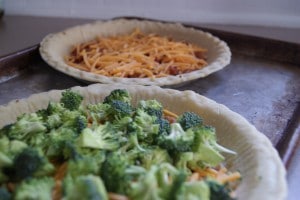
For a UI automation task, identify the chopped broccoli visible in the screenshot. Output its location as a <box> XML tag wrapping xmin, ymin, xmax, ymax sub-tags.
<box><xmin>206</xmin><ymin>180</ymin><xmax>234</xmax><ymax>200</ymax></box>
<box><xmin>134</xmin><ymin>109</ymin><xmax>160</xmax><ymax>142</ymax></box>
<box><xmin>36</xmin><ymin>108</ymin><xmax>49</xmax><ymax>121</ymax></box>
<box><xmin>77</xmin><ymin>123</ymin><xmax>121</xmax><ymax>150</ymax></box>
<box><xmin>60</xmin><ymin>89</ymin><xmax>83</xmax><ymax>111</ymax></box>
<box><xmin>156</xmin><ymin>163</ymin><xmax>180</xmax><ymax>191</ymax></box>
<box><xmin>66</xmin><ymin>157</ymin><xmax>99</xmax><ymax>178</ymax></box>
<box><xmin>44</xmin><ymin>127</ymin><xmax>79</xmax><ymax>158</ymax></box>
<box><xmin>0</xmin><ymin>137</ymin><xmax>27</xmax><ymax>168</ymax></box>
<box><xmin>138</xmin><ymin>99</ymin><xmax>163</xmax><ymax>119</ymax></box>
<box><xmin>3</xmin><ymin>148</ymin><xmax>54</xmax><ymax>181</ymax></box>
<box><xmin>87</xmin><ymin>103</ymin><xmax>112</xmax><ymax>124</ymax></box>
<box><xmin>166</xmin><ymin>172</ymin><xmax>187</xmax><ymax>200</ymax></box>
<box><xmin>190</xmin><ymin>126</ymin><xmax>235</xmax><ymax>167</ymax></box>
<box><xmin>139</xmin><ymin>147</ymin><xmax>172</xmax><ymax>170</ymax></box>
<box><xmin>103</xmin><ymin>89</ymin><xmax>131</xmax><ymax>104</ymax></box>
<box><xmin>174</xmin><ymin>152</ymin><xmax>194</xmax><ymax>174</ymax></box>
<box><xmin>0</xmin><ymin>89</ymin><xmax>239</xmax><ymax>199</ymax></box>
<box><xmin>59</xmin><ymin>110</ymin><xmax>87</xmax><ymax>134</ymax></box>
<box><xmin>156</xmin><ymin>118</ymin><xmax>171</xmax><ymax>136</ymax></box>
<box><xmin>113</xmin><ymin>116</ymin><xmax>133</xmax><ymax>132</ymax></box>
<box><xmin>0</xmin><ymin>137</ymin><xmax>14</xmax><ymax>168</ymax></box>
<box><xmin>45</xmin><ymin>113</ymin><xmax>62</xmax><ymax>129</ymax></box>
<box><xmin>177</xmin><ymin>180</ymin><xmax>210</xmax><ymax>200</ymax></box>
<box><xmin>46</xmin><ymin>101</ymin><xmax>65</xmax><ymax>115</ymax></box>
<box><xmin>74</xmin><ymin>115</ymin><xmax>88</xmax><ymax>133</ymax></box>
<box><xmin>100</xmin><ymin>152</ymin><xmax>132</xmax><ymax>194</ymax></box>
<box><xmin>0</xmin><ymin>137</ymin><xmax>28</xmax><ymax>184</ymax></box>
<box><xmin>129</xmin><ymin>165</ymin><xmax>162</xmax><ymax>200</ymax></box>
<box><xmin>6</xmin><ymin>113</ymin><xmax>47</xmax><ymax>146</ymax></box>
<box><xmin>0</xmin><ymin>186</ymin><xmax>11</xmax><ymax>200</ymax></box>
<box><xmin>108</xmin><ymin>100</ymin><xmax>134</xmax><ymax>120</ymax></box>
<box><xmin>129</xmin><ymin>163</ymin><xmax>184</xmax><ymax>200</ymax></box>
<box><xmin>14</xmin><ymin>177</ymin><xmax>54</xmax><ymax>200</ymax></box>
<box><xmin>0</xmin><ymin>124</ymin><xmax>13</xmax><ymax>137</ymax></box>
<box><xmin>122</xmin><ymin>122</ymin><xmax>148</xmax><ymax>152</ymax></box>
<box><xmin>158</xmin><ymin>123</ymin><xmax>194</xmax><ymax>152</ymax></box>
<box><xmin>177</xmin><ymin>112</ymin><xmax>203</xmax><ymax>131</ymax></box>
<box><xmin>63</xmin><ymin>175</ymin><xmax>108</xmax><ymax>200</ymax></box>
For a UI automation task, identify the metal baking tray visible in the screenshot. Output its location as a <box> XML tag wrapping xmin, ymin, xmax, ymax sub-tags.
<box><xmin>0</xmin><ymin>18</ymin><xmax>299</xmax><ymax>170</ymax></box>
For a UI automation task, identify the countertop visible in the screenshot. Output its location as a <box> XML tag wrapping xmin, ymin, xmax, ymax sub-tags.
<box><xmin>0</xmin><ymin>15</ymin><xmax>299</xmax><ymax>200</ymax></box>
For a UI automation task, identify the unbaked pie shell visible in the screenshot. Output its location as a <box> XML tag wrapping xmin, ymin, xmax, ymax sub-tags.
<box><xmin>0</xmin><ymin>84</ymin><xmax>287</xmax><ymax>200</ymax></box>
<box><xmin>39</xmin><ymin>19</ymin><xmax>231</xmax><ymax>86</ymax></box>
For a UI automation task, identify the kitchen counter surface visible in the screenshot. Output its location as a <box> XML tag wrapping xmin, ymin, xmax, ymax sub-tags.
<box><xmin>0</xmin><ymin>15</ymin><xmax>299</xmax><ymax>200</ymax></box>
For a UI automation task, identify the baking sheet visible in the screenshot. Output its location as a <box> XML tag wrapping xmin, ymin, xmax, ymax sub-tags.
<box><xmin>0</xmin><ymin>21</ymin><xmax>299</xmax><ymax>164</ymax></box>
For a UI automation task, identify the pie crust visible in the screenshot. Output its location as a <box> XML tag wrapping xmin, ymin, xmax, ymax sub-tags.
<box><xmin>0</xmin><ymin>84</ymin><xmax>287</xmax><ymax>200</ymax></box>
<box><xmin>39</xmin><ymin>19</ymin><xmax>231</xmax><ymax>86</ymax></box>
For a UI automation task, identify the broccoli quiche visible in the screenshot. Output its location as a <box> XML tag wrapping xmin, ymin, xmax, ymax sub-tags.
<box><xmin>0</xmin><ymin>84</ymin><xmax>287</xmax><ymax>200</ymax></box>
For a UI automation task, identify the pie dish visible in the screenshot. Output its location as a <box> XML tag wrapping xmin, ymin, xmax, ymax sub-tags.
<box><xmin>39</xmin><ymin>19</ymin><xmax>231</xmax><ymax>86</ymax></box>
<box><xmin>0</xmin><ymin>84</ymin><xmax>287</xmax><ymax>200</ymax></box>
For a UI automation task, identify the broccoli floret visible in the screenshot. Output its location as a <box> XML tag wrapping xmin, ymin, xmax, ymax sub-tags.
<box><xmin>62</xmin><ymin>142</ymin><xmax>106</xmax><ymax>166</ymax></box>
<box><xmin>3</xmin><ymin>148</ymin><xmax>54</xmax><ymax>181</ymax></box>
<box><xmin>139</xmin><ymin>147</ymin><xmax>172</xmax><ymax>170</ymax></box>
<box><xmin>66</xmin><ymin>157</ymin><xmax>100</xmax><ymax>178</ymax></box>
<box><xmin>59</xmin><ymin>110</ymin><xmax>88</xmax><ymax>134</ymax></box>
<box><xmin>63</xmin><ymin>175</ymin><xmax>108</xmax><ymax>200</ymax></box>
<box><xmin>177</xmin><ymin>112</ymin><xmax>203</xmax><ymax>131</ymax></box>
<box><xmin>130</xmin><ymin>163</ymin><xmax>183</xmax><ymax>200</ymax></box>
<box><xmin>14</xmin><ymin>177</ymin><xmax>54</xmax><ymax>200</ymax></box>
<box><xmin>0</xmin><ymin>137</ymin><xmax>13</xmax><ymax>168</ymax></box>
<box><xmin>156</xmin><ymin>163</ymin><xmax>180</xmax><ymax>191</ymax></box>
<box><xmin>45</xmin><ymin>113</ymin><xmax>62</xmax><ymax>129</ymax></box>
<box><xmin>138</xmin><ymin>100</ymin><xmax>163</xmax><ymax>119</ymax></box>
<box><xmin>60</xmin><ymin>89</ymin><xmax>83</xmax><ymax>111</ymax></box>
<box><xmin>129</xmin><ymin>165</ymin><xmax>162</xmax><ymax>200</ymax></box>
<box><xmin>0</xmin><ymin>137</ymin><xmax>28</xmax><ymax>184</ymax></box>
<box><xmin>177</xmin><ymin>180</ymin><xmax>210</xmax><ymax>200</ymax></box>
<box><xmin>46</xmin><ymin>101</ymin><xmax>65</xmax><ymax>115</ymax></box>
<box><xmin>74</xmin><ymin>115</ymin><xmax>88</xmax><ymax>133</ymax></box>
<box><xmin>103</xmin><ymin>89</ymin><xmax>131</xmax><ymax>104</ymax></box>
<box><xmin>6</xmin><ymin>113</ymin><xmax>47</xmax><ymax>146</ymax></box>
<box><xmin>86</xmin><ymin>103</ymin><xmax>112</xmax><ymax>124</ymax></box>
<box><xmin>190</xmin><ymin>126</ymin><xmax>235</xmax><ymax>168</ymax></box>
<box><xmin>0</xmin><ymin>186</ymin><xmax>11</xmax><ymax>200</ymax></box>
<box><xmin>0</xmin><ymin>124</ymin><xmax>13</xmax><ymax>137</ymax></box>
<box><xmin>77</xmin><ymin>123</ymin><xmax>121</xmax><ymax>150</ymax></box>
<box><xmin>45</xmin><ymin>107</ymin><xmax>86</xmax><ymax>132</ymax></box>
<box><xmin>123</xmin><ymin>122</ymin><xmax>147</xmax><ymax>152</ymax></box>
<box><xmin>166</xmin><ymin>172</ymin><xmax>187</xmax><ymax>200</ymax></box>
<box><xmin>134</xmin><ymin>109</ymin><xmax>160</xmax><ymax>142</ymax></box>
<box><xmin>36</xmin><ymin>108</ymin><xmax>49</xmax><ymax>121</ymax></box>
<box><xmin>158</xmin><ymin>123</ymin><xmax>194</xmax><ymax>152</ymax></box>
<box><xmin>156</xmin><ymin>118</ymin><xmax>171</xmax><ymax>136</ymax></box>
<box><xmin>0</xmin><ymin>137</ymin><xmax>28</xmax><ymax>168</ymax></box>
<box><xmin>108</xmin><ymin>100</ymin><xmax>133</xmax><ymax>120</ymax></box>
<box><xmin>174</xmin><ymin>152</ymin><xmax>194</xmax><ymax>174</ymax></box>
<box><xmin>206</xmin><ymin>180</ymin><xmax>234</xmax><ymax>200</ymax></box>
<box><xmin>44</xmin><ymin>127</ymin><xmax>79</xmax><ymax>158</ymax></box>
<box><xmin>100</xmin><ymin>152</ymin><xmax>132</xmax><ymax>194</ymax></box>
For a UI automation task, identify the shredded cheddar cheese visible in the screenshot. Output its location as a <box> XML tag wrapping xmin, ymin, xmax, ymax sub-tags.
<box><xmin>65</xmin><ymin>29</ymin><xmax>207</xmax><ymax>78</ymax></box>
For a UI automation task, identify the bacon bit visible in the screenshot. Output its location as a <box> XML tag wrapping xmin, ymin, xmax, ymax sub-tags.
<box><xmin>168</xmin><ymin>66</ymin><xmax>180</xmax><ymax>75</ymax></box>
<box><xmin>7</xmin><ymin>182</ymin><xmax>16</xmax><ymax>192</ymax></box>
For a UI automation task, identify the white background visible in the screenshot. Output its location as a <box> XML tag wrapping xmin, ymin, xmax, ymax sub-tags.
<box><xmin>3</xmin><ymin>0</ymin><xmax>300</xmax><ymax>28</ymax></box>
